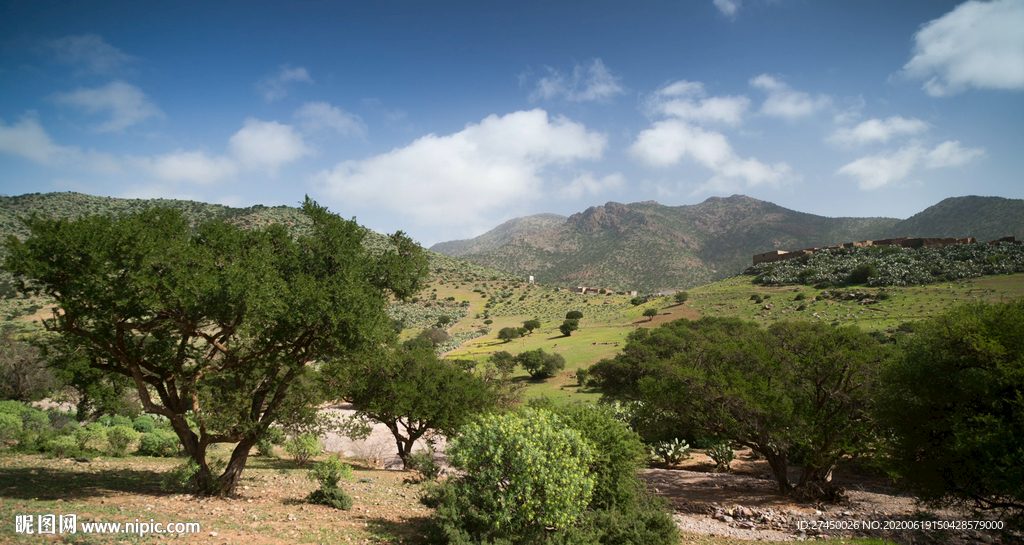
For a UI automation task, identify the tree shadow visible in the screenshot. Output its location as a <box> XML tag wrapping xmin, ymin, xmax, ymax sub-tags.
<box><xmin>245</xmin><ymin>456</ymin><xmax>303</xmax><ymax>471</ymax></box>
<box><xmin>0</xmin><ymin>464</ymin><xmax>167</xmax><ymax>501</ymax></box>
<box><xmin>366</xmin><ymin>513</ymin><xmax>433</xmax><ymax>545</ymax></box>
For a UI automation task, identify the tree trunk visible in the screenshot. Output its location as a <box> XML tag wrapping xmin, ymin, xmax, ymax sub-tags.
<box><xmin>763</xmin><ymin>450</ymin><xmax>793</xmax><ymax>494</ymax></box>
<box><xmin>217</xmin><ymin>436</ymin><xmax>258</xmax><ymax>495</ymax></box>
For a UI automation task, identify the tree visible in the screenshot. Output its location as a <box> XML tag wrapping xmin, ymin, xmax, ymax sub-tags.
<box><xmin>522</xmin><ymin>319</ymin><xmax>541</xmax><ymax>335</ymax></box>
<box><xmin>2</xmin><ymin>198</ymin><xmax>428</xmax><ymax>495</ymax></box>
<box><xmin>516</xmin><ymin>349</ymin><xmax>565</xmax><ymax>379</ymax></box>
<box><xmin>591</xmin><ymin>317</ymin><xmax>889</xmax><ymax>495</ymax></box>
<box><xmin>877</xmin><ymin>301</ymin><xmax>1024</xmax><ymax>517</ymax></box>
<box><xmin>489</xmin><ymin>351</ymin><xmax>516</xmax><ymax>375</ymax></box>
<box><xmin>497</xmin><ymin>327</ymin><xmax>521</xmax><ymax>342</ymax></box>
<box><xmin>559</xmin><ymin>318</ymin><xmax>579</xmax><ymax>337</ymax></box>
<box><xmin>333</xmin><ymin>346</ymin><xmax>498</xmax><ymax>469</ymax></box>
<box><xmin>643</xmin><ymin>308</ymin><xmax>658</xmax><ymax>321</ymax></box>
<box><xmin>566</xmin><ymin>310</ymin><xmax>584</xmax><ymax>320</ymax></box>
<box><xmin>673</xmin><ymin>291</ymin><xmax>689</xmax><ymax>305</ymax></box>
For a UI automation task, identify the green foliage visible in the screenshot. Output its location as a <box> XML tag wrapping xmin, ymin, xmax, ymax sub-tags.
<box><xmin>284</xmin><ymin>433</ymin><xmax>322</xmax><ymax>467</ymax></box>
<box><xmin>331</xmin><ymin>346</ymin><xmax>498</xmax><ymax>468</ymax></box>
<box><xmin>0</xmin><ymin>412</ymin><xmax>22</xmax><ymax>443</ymax></box>
<box><xmin>106</xmin><ymin>425</ymin><xmax>140</xmax><ymax>457</ymax></box>
<box><xmin>255</xmin><ymin>426</ymin><xmax>285</xmax><ymax>457</ymax></box>
<box><xmin>575</xmin><ymin>366</ymin><xmax>590</xmax><ymax>387</ymax></box>
<box><xmin>132</xmin><ymin>415</ymin><xmax>155</xmax><ymax>433</ymax></box>
<box><xmin>44</xmin><ymin>435</ymin><xmax>78</xmax><ymax>458</ymax></box>
<box><xmin>651</xmin><ymin>438</ymin><xmax>690</xmax><ymax>464</ymax></box>
<box><xmin>847</xmin><ymin>262</ymin><xmax>878</xmax><ymax>284</ymax></box>
<box><xmin>423</xmin><ymin>408</ymin><xmax>594</xmax><ymax>543</ymax></box>
<box><xmin>516</xmin><ymin>349</ymin><xmax>566</xmax><ymax>380</ymax></box>
<box><xmin>489</xmin><ymin>351</ymin><xmax>517</xmax><ymax>375</ymax></box>
<box><xmin>306</xmin><ymin>486</ymin><xmax>354</xmax><ymax>510</ymax></box>
<box><xmin>405</xmin><ymin>444</ymin><xmax>442</xmax><ymax>483</ymax></box>
<box><xmin>306</xmin><ymin>455</ymin><xmax>353</xmax><ymax>489</ymax></box>
<box><xmin>76</xmin><ymin>422</ymin><xmax>106</xmax><ymax>451</ymax></box>
<box><xmin>137</xmin><ymin>430</ymin><xmax>180</xmax><ymax>457</ymax></box>
<box><xmin>566</xmin><ymin>310</ymin><xmax>584</xmax><ymax>320</ymax></box>
<box><xmin>591</xmin><ymin>317</ymin><xmax>891</xmax><ymax>494</ymax></box>
<box><xmin>673</xmin><ymin>291</ymin><xmax>689</xmax><ymax>304</ymax></box>
<box><xmin>162</xmin><ymin>458</ymin><xmax>202</xmax><ymax>492</ymax></box>
<box><xmin>497</xmin><ymin>327</ymin><xmax>522</xmax><ymax>342</ymax></box>
<box><xmin>708</xmin><ymin>441</ymin><xmax>735</xmax><ymax>472</ymax></box>
<box><xmin>643</xmin><ymin>308</ymin><xmax>658</xmax><ymax>320</ymax></box>
<box><xmin>2</xmin><ymin>197</ymin><xmax>429</xmax><ymax>495</ymax></box>
<box><xmin>522</xmin><ymin>318</ymin><xmax>541</xmax><ymax>334</ymax></box>
<box><xmin>877</xmin><ymin>300</ymin><xmax>1024</xmax><ymax>517</ymax></box>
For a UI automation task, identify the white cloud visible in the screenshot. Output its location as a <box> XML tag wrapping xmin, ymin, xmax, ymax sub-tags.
<box><xmin>644</xmin><ymin>80</ymin><xmax>750</xmax><ymax>126</ymax></box>
<box><xmin>901</xmin><ymin>0</ymin><xmax>1024</xmax><ymax>96</ymax></box>
<box><xmin>313</xmin><ymin>109</ymin><xmax>607</xmax><ymax>228</ymax></box>
<box><xmin>52</xmin><ymin>81</ymin><xmax>163</xmax><ymax>132</ymax></box>
<box><xmin>529</xmin><ymin>59</ymin><xmax>626</xmax><ymax>103</ymax></box>
<box><xmin>713</xmin><ymin>0</ymin><xmax>741</xmax><ymax>17</ymax></box>
<box><xmin>925</xmin><ymin>140</ymin><xmax>985</xmax><ymax>168</ymax></box>
<box><xmin>837</xmin><ymin>140</ymin><xmax>985</xmax><ymax>189</ymax></box>
<box><xmin>750</xmin><ymin>74</ymin><xmax>831</xmax><ymax>119</ymax></box>
<box><xmin>257</xmin><ymin>65</ymin><xmax>313</xmax><ymax>102</ymax></box>
<box><xmin>133</xmin><ymin>150</ymin><xmax>238</xmax><ymax>184</ymax></box>
<box><xmin>559</xmin><ymin>172</ymin><xmax>625</xmax><ymax>199</ymax></box>
<box><xmin>629</xmin><ymin>118</ymin><xmax>793</xmax><ymax>189</ymax></box>
<box><xmin>228</xmin><ymin>118</ymin><xmax>312</xmax><ymax>173</ymax></box>
<box><xmin>294</xmin><ymin>102</ymin><xmax>366</xmax><ymax>138</ymax></box>
<box><xmin>828</xmin><ymin>116</ymin><xmax>930</xmax><ymax>146</ymax></box>
<box><xmin>47</xmin><ymin>34</ymin><xmax>135</xmax><ymax>75</ymax></box>
<box><xmin>0</xmin><ymin>113</ymin><xmax>80</xmax><ymax>164</ymax></box>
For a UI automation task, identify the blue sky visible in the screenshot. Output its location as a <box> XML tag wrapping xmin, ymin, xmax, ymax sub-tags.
<box><xmin>1</xmin><ymin>0</ymin><xmax>1022</xmax><ymax>245</ymax></box>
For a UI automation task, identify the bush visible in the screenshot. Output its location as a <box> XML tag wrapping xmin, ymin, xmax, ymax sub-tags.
<box><xmin>45</xmin><ymin>435</ymin><xmax>78</xmax><ymax>458</ymax></box>
<box><xmin>306</xmin><ymin>486</ymin><xmax>354</xmax><ymax>510</ymax></box>
<box><xmin>0</xmin><ymin>412</ymin><xmax>22</xmax><ymax>444</ymax></box>
<box><xmin>422</xmin><ymin>409</ymin><xmax>594</xmax><ymax>543</ymax></box>
<box><xmin>575</xmin><ymin>366</ymin><xmax>590</xmax><ymax>387</ymax></box>
<box><xmin>285</xmin><ymin>433</ymin><xmax>322</xmax><ymax>467</ymax></box>
<box><xmin>405</xmin><ymin>445</ymin><xmax>442</xmax><ymax>483</ymax></box>
<box><xmin>847</xmin><ymin>263</ymin><xmax>877</xmax><ymax>284</ymax></box>
<box><xmin>256</xmin><ymin>426</ymin><xmax>285</xmax><ymax>457</ymax></box>
<box><xmin>132</xmin><ymin>415</ymin><xmax>155</xmax><ymax>433</ymax></box>
<box><xmin>794</xmin><ymin>292</ymin><xmax>807</xmax><ymax>301</ymax></box>
<box><xmin>137</xmin><ymin>430</ymin><xmax>179</xmax><ymax>457</ymax></box>
<box><xmin>307</xmin><ymin>455</ymin><xmax>353</xmax><ymax>489</ymax></box>
<box><xmin>110</xmin><ymin>415</ymin><xmax>132</xmax><ymax>428</ymax></box>
<box><xmin>162</xmin><ymin>458</ymin><xmax>201</xmax><ymax>491</ymax></box>
<box><xmin>106</xmin><ymin>425</ymin><xmax>140</xmax><ymax>457</ymax></box>
<box><xmin>76</xmin><ymin>422</ymin><xmax>106</xmax><ymax>451</ymax></box>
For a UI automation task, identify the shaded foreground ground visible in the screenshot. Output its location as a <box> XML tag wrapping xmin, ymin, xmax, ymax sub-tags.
<box><xmin>2</xmin><ymin>448</ymin><xmax>1016</xmax><ymax>545</ymax></box>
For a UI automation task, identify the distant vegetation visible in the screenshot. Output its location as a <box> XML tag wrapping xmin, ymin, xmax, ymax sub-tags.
<box><xmin>748</xmin><ymin>242</ymin><xmax>1024</xmax><ymax>287</ymax></box>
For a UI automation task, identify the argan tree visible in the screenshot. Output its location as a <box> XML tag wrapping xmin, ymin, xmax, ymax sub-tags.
<box><xmin>2</xmin><ymin>198</ymin><xmax>428</xmax><ymax>495</ymax></box>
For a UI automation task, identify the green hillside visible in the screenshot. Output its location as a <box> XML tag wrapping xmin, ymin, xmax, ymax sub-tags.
<box><xmin>428</xmin><ymin>213</ymin><xmax>566</xmax><ymax>256</ymax></box>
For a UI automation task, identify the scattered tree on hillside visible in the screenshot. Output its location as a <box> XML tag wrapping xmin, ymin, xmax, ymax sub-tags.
<box><xmin>877</xmin><ymin>300</ymin><xmax>1024</xmax><ymax>518</ymax></box>
<box><xmin>497</xmin><ymin>327</ymin><xmax>522</xmax><ymax>343</ymax></box>
<box><xmin>517</xmin><ymin>349</ymin><xmax>565</xmax><ymax>379</ymax></box>
<box><xmin>522</xmin><ymin>319</ymin><xmax>541</xmax><ymax>335</ymax></box>
<box><xmin>566</xmin><ymin>310</ymin><xmax>584</xmax><ymax>320</ymax></box>
<box><xmin>2</xmin><ymin>198</ymin><xmax>428</xmax><ymax>495</ymax></box>
<box><xmin>642</xmin><ymin>308</ymin><xmax>658</xmax><ymax>321</ymax></box>
<box><xmin>673</xmin><ymin>291</ymin><xmax>689</xmax><ymax>305</ymax></box>
<box><xmin>559</xmin><ymin>319</ymin><xmax>579</xmax><ymax>337</ymax></box>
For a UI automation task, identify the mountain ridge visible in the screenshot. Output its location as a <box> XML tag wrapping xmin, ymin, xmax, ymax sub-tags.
<box><xmin>435</xmin><ymin>195</ymin><xmax>1024</xmax><ymax>292</ymax></box>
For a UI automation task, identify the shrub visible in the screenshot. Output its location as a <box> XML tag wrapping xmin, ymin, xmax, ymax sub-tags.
<box><xmin>132</xmin><ymin>415</ymin><xmax>155</xmax><ymax>433</ymax></box>
<box><xmin>708</xmin><ymin>441</ymin><xmax>735</xmax><ymax>472</ymax></box>
<box><xmin>76</xmin><ymin>422</ymin><xmax>106</xmax><ymax>451</ymax></box>
<box><xmin>106</xmin><ymin>425</ymin><xmax>140</xmax><ymax>457</ymax></box>
<box><xmin>256</xmin><ymin>426</ymin><xmax>285</xmax><ymax>457</ymax></box>
<box><xmin>422</xmin><ymin>409</ymin><xmax>594</xmax><ymax>543</ymax></box>
<box><xmin>794</xmin><ymin>292</ymin><xmax>807</xmax><ymax>301</ymax></box>
<box><xmin>405</xmin><ymin>445</ymin><xmax>442</xmax><ymax>483</ymax></box>
<box><xmin>162</xmin><ymin>458</ymin><xmax>201</xmax><ymax>491</ymax></box>
<box><xmin>306</xmin><ymin>486</ymin><xmax>354</xmax><ymax>510</ymax></box>
<box><xmin>0</xmin><ymin>412</ymin><xmax>22</xmax><ymax>444</ymax></box>
<box><xmin>110</xmin><ymin>415</ymin><xmax>132</xmax><ymax>428</ymax></box>
<box><xmin>575</xmin><ymin>366</ymin><xmax>590</xmax><ymax>387</ymax></box>
<box><xmin>847</xmin><ymin>263</ymin><xmax>877</xmax><ymax>284</ymax></box>
<box><xmin>137</xmin><ymin>430</ymin><xmax>179</xmax><ymax>457</ymax></box>
<box><xmin>483</xmin><ymin>319</ymin><xmax>493</xmax><ymax>325</ymax></box>
<box><xmin>652</xmin><ymin>438</ymin><xmax>690</xmax><ymax>464</ymax></box>
<box><xmin>285</xmin><ymin>433</ymin><xmax>322</xmax><ymax>467</ymax></box>
<box><xmin>307</xmin><ymin>455</ymin><xmax>353</xmax><ymax>489</ymax></box>
<box><xmin>45</xmin><ymin>435</ymin><xmax>78</xmax><ymax>458</ymax></box>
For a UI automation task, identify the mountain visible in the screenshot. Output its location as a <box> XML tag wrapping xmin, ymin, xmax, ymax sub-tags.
<box><xmin>429</xmin><ymin>213</ymin><xmax>566</xmax><ymax>256</ymax></box>
<box><xmin>887</xmin><ymin>196</ymin><xmax>1024</xmax><ymax>242</ymax></box>
<box><xmin>436</xmin><ymin>195</ymin><xmax>1024</xmax><ymax>292</ymax></box>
